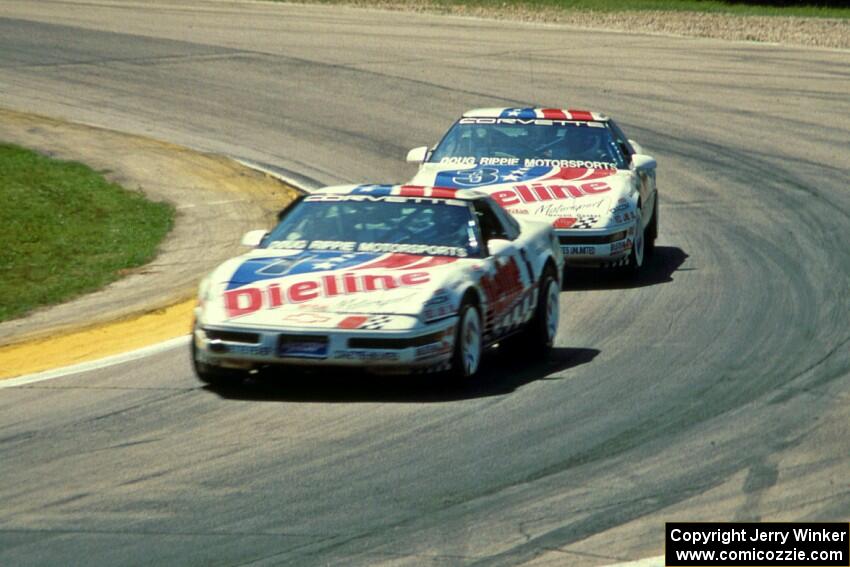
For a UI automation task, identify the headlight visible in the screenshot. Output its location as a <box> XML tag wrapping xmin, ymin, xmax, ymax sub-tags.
<box><xmin>422</xmin><ymin>290</ymin><xmax>454</xmax><ymax>323</ymax></box>
<box><xmin>196</xmin><ymin>276</ymin><xmax>212</xmax><ymax>309</ymax></box>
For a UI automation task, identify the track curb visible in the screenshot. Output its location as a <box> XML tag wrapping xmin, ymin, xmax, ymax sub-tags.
<box><xmin>0</xmin><ymin>109</ymin><xmax>304</xmax><ymax>380</ymax></box>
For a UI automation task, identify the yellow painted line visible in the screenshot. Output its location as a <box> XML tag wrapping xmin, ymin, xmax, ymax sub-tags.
<box><xmin>0</xmin><ymin>300</ymin><xmax>196</xmax><ymax>380</ymax></box>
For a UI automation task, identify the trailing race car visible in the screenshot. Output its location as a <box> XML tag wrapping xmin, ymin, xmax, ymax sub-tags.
<box><xmin>191</xmin><ymin>184</ymin><xmax>564</xmax><ymax>384</ymax></box>
<box><xmin>406</xmin><ymin>108</ymin><xmax>658</xmax><ymax>272</ymax></box>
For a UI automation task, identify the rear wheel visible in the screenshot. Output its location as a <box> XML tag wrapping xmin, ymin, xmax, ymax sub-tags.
<box><xmin>449</xmin><ymin>301</ymin><xmax>483</xmax><ymax>379</ymax></box>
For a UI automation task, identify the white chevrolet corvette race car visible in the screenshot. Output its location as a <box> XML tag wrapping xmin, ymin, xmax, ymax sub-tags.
<box><xmin>406</xmin><ymin>108</ymin><xmax>658</xmax><ymax>271</ymax></box>
<box><xmin>192</xmin><ymin>184</ymin><xmax>564</xmax><ymax>384</ymax></box>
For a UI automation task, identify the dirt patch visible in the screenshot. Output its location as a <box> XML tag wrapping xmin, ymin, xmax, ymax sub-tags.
<box><xmin>296</xmin><ymin>1</ymin><xmax>850</xmax><ymax>49</ymax></box>
<box><xmin>0</xmin><ymin>108</ymin><xmax>301</xmax><ymax>348</ymax></box>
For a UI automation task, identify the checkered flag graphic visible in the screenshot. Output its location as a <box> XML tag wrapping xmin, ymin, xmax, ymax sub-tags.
<box><xmin>571</xmin><ymin>216</ymin><xmax>599</xmax><ymax>229</ymax></box>
<box><xmin>360</xmin><ymin>315</ymin><xmax>392</xmax><ymax>330</ymax></box>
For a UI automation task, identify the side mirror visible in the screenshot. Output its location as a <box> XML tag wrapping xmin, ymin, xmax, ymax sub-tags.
<box><xmin>628</xmin><ymin>139</ymin><xmax>645</xmax><ymax>155</ymax></box>
<box><xmin>631</xmin><ymin>154</ymin><xmax>656</xmax><ymax>170</ymax></box>
<box><xmin>241</xmin><ymin>229</ymin><xmax>268</xmax><ymax>248</ymax></box>
<box><xmin>406</xmin><ymin>146</ymin><xmax>429</xmax><ymax>163</ymax></box>
<box><xmin>487</xmin><ymin>238</ymin><xmax>513</xmax><ymax>257</ymax></box>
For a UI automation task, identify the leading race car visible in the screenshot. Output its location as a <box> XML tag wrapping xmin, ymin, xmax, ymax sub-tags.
<box><xmin>406</xmin><ymin>108</ymin><xmax>658</xmax><ymax>272</ymax></box>
<box><xmin>191</xmin><ymin>184</ymin><xmax>564</xmax><ymax>384</ymax></box>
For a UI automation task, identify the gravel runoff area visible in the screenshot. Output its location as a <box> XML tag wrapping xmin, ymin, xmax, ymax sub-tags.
<box><xmin>293</xmin><ymin>1</ymin><xmax>850</xmax><ymax>49</ymax></box>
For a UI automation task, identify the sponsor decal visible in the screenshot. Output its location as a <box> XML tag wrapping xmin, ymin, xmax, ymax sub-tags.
<box><xmin>450</xmin><ymin>167</ymin><xmax>501</xmax><ymax>187</ymax></box>
<box><xmin>279</xmin><ymin>340</ymin><xmax>328</xmax><ymax>359</ymax></box>
<box><xmin>479</xmin><ymin>257</ymin><xmax>524</xmax><ymax>305</ymax></box>
<box><xmin>532</xmin><ymin>200</ymin><xmax>608</xmax><ymax>217</ymax></box>
<box><xmin>282</xmin><ymin>313</ymin><xmax>332</xmax><ymax>324</ymax></box>
<box><xmin>439</xmin><ymin>156</ymin><xmax>477</xmax><ymax>166</ymax></box>
<box><xmin>336</xmin><ymin>315</ymin><xmax>392</xmax><ymax>330</ymax></box>
<box><xmin>308</xmin><ymin>290</ymin><xmax>423</xmax><ymax>314</ymax></box>
<box><xmin>489</xmin><ymin>181</ymin><xmax>612</xmax><ymax>208</ymax></box>
<box><xmin>461</xmin><ymin>116</ymin><xmax>600</xmax><ymax>126</ymax></box>
<box><xmin>436</xmin><ymin>166</ymin><xmax>551</xmax><ymax>188</ymax></box>
<box><xmin>224</xmin><ymin>271</ymin><xmax>431</xmax><ymax>318</ymax></box>
<box><xmin>480</xmin><ymin>157</ymin><xmax>520</xmax><ymax>166</ymax></box>
<box><xmin>306</xmin><ymin>193</ymin><xmax>464</xmax><ymax>206</ymax></box>
<box><xmin>563</xmin><ymin>246</ymin><xmax>596</xmax><ymax>256</ymax></box>
<box><xmin>414</xmin><ymin>343</ymin><xmax>451</xmax><ymax>360</ymax></box>
<box><xmin>423</xmin><ymin>292</ymin><xmax>454</xmax><ymax>322</ymax></box>
<box><xmin>345</xmin><ymin>185</ymin><xmax>462</xmax><ymax>198</ymax></box>
<box><xmin>526</xmin><ymin>159</ymin><xmax>617</xmax><ymax>169</ymax></box>
<box><xmin>239</xmin><ymin>242</ymin><xmax>469</xmax><ymax>261</ymax></box>
<box><xmin>337</xmin><ymin>315</ymin><xmax>369</xmax><ymax>330</ymax></box>
<box><xmin>544</xmin><ymin>167</ymin><xmax>618</xmax><ymax>181</ymax></box>
<box><xmin>434</xmin><ymin>164</ymin><xmax>617</xmax><ymax>191</ymax></box>
<box><xmin>553</xmin><ymin>217</ymin><xmax>577</xmax><ymax>229</ymax></box>
<box><xmin>265</xmin><ymin>240</ymin><xmax>367</xmax><ymax>252</ymax></box>
<box><xmin>229</xmin><ymin>252</ymin><xmax>459</xmax><ymax>291</ymax></box>
<box><xmin>438</xmin><ymin>157</ymin><xmax>616</xmax><ymax>169</ymax></box>
<box><xmin>494</xmin><ymin>108</ymin><xmax>597</xmax><ymax>121</ymax></box>
<box><xmin>334</xmin><ymin>350</ymin><xmax>399</xmax><ymax>362</ymax></box>
<box><xmin>222</xmin><ymin>344</ymin><xmax>271</xmax><ymax>356</ymax></box>
<box><xmin>267</xmin><ymin>239</ymin><xmax>308</xmax><ymax>250</ymax></box>
<box><xmin>570</xmin><ymin>217</ymin><xmax>599</xmax><ymax>229</ymax></box>
<box><xmin>357</xmin><ymin>242</ymin><xmax>467</xmax><ymax>257</ymax></box>
<box><xmin>479</xmin><ymin>257</ymin><xmax>533</xmax><ymax>334</ymax></box>
<box><xmin>227</xmin><ymin>252</ymin><xmax>370</xmax><ymax>288</ymax></box>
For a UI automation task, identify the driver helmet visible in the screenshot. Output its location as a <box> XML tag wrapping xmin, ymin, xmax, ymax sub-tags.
<box><xmin>563</xmin><ymin>129</ymin><xmax>600</xmax><ymax>156</ymax></box>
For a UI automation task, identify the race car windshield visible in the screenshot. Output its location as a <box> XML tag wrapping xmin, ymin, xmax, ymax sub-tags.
<box><xmin>262</xmin><ymin>197</ymin><xmax>481</xmax><ymax>258</ymax></box>
<box><xmin>429</xmin><ymin>120</ymin><xmax>628</xmax><ymax>169</ymax></box>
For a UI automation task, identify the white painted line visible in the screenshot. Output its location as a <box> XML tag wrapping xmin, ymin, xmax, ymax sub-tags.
<box><xmin>235</xmin><ymin>158</ymin><xmax>319</xmax><ymax>192</ymax></box>
<box><xmin>0</xmin><ymin>335</ymin><xmax>190</xmax><ymax>389</ymax></box>
<box><xmin>603</xmin><ymin>555</ymin><xmax>664</xmax><ymax>567</ymax></box>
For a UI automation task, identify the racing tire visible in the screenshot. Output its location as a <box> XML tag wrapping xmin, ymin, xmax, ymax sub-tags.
<box><xmin>646</xmin><ymin>193</ymin><xmax>658</xmax><ymax>254</ymax></box>
<box><xmin>449</xmin><ymin>300</ymin><xmax>483</xmax><ymax>379</ymax></box>
<box><xmin>503</xmin><ymin>268</ymin><xmax>559</xmax><ymax>356</ymax></box>
<box><xmin>624</xmin><ymin>207</ymin><xmax>646</xmax><ymax>275</ymax></box>
<box><xmin>191</xmin><ymin>338</ymin><xmax>244</xmax><ymax>387</ymax></box>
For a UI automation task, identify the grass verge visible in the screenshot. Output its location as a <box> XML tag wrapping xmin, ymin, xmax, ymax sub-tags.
<box><xmin>0</xmin><ymin>143</ymin><xmax>174</xmax><ymax>322</ymax></box>
<box><xmin>302</xmin><ymin>0</ymin><xmax>850</xmax><ymax>19</ymax></box>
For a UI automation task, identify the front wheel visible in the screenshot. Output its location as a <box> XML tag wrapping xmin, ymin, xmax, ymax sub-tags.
<box><xmin>646</xmin><ymin>193</ymin><xmax>658</xmax><ymax>253</ymax></box>
<box><xmin>503</xmin><ymin>269</ymin><xmax>559</xmax><ymax>356</ymax></box>
<box><xmin>191</xmin><ymin>336</ymin><xmax>244</xmax><ymax>386</ymax></box>
<box><xmin>624</xmin><ymin>207</ymin><xmax>645</xmax><ymax>275</ymax></box>
<box><xmin>449</xmin><ymin>301</ymin><xmax>483</xmax><ymax>379</ymax></box>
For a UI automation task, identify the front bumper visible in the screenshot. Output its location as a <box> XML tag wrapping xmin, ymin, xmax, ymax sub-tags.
<box><xmin>193</xmin><ymin>316</ymin><xmax>458</xmax><ymax>373</ymax></box>
<box><xmin>557</xmin><ymin>222</ymin><xmax>635</xmax><ymax>266</ymax></box>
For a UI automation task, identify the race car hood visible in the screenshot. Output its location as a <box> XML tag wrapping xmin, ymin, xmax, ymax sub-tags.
<box><xmin>199</xmin><ymin>248</ymin><xmax>481</xmax><ymax>328</ymax></box>
<box><xmin>410</xmin><ymin>163</ymin><xmax>638</xmax><ymax>228</ymax></box>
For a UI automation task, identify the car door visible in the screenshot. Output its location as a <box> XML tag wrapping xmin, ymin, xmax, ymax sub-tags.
<box><xmin>472</xmin><ymin>199</ymin><xmax>535</xmax><ymax>338</ymax></box>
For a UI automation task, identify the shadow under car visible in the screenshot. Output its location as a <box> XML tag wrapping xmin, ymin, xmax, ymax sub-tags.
<box><xmin>204</xmin><ymin>346</ymin><xmax>599</xmax><ymax>403</ymax></box>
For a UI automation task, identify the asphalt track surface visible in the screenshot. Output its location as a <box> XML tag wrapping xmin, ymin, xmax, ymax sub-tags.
<box><xmin>1</xmin><ymin>2</ymin><xmax>849</xmax><ymax>565</ymax></box>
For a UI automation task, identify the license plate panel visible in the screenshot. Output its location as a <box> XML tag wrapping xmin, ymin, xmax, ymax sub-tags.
<box><xmin>278</xmin><ymin>335</ymin><xmax>329</xmax><ymax>359</ymax></box>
